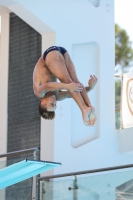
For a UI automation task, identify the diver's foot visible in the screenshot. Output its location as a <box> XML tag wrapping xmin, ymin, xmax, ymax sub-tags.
<box><xmin>82</xmin><ymin>107</ymin><xmax>92</xmax><ymax>126</ymax></box>
<box><xmin>89</xmin><ymin>106</ymin><xmax>97</xmax><ymax>126</ymax></box>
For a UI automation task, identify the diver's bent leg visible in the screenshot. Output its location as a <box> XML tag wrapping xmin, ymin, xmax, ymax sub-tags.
<box><xmin>45</xmin><ymin>51</ymin><xmax>91</xmax><ymax>125</ymax></box>
<box><xmin>64</xmin><ymin>52</ymin><xmax>91</xmax><ymax>107</ymax></box>
<box><xmin>64</xmin><ymin>52</ymin><xmax>97</xmax><ymax>125</ymax></box>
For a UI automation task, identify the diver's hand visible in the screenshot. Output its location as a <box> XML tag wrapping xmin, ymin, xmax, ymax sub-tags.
<box><xmin>67</xmin><ymin>83</ymin><xmax>83</xmax><ymax>93</ymax></box>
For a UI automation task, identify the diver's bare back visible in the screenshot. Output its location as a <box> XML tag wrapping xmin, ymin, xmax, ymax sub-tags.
<box><xmin>33</xmin><ymin>56</ymin><xmax>56</xmax><ymax>98</ymax></box>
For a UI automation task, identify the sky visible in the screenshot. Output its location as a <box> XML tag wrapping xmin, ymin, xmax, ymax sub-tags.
<box><xmin>115</xmin><ymin>0</ymin><xmax>133</xmax><ymax>43</ymax></box>
<box><xmin>115</xmin><ymin>0</ymin><xmax>133</xmax><ymax>72</ymax></box>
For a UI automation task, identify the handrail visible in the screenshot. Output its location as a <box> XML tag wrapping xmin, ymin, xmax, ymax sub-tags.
<box><xmin>0</xmin><ymin>147</ymin><xmax>40</xmax><ymax>158</ymax></box>
<box><xmin>39</xmin><ymin>163</ymin><xmax>133</xmax><ymax>181</ymax></box>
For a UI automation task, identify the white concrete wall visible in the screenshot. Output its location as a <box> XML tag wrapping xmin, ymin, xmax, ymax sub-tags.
<box><xmin>0</xmin><ymin>12</ymin><xmax>9</xmax><ymax>200</ymax></box>
<box><xmin>0</xmin><ymin>13</ymin><xmax>9</xmax><ymax>160</ymax></box>
<box><xmin>0</xmin><ymin>0</ymin><xmax>133</xmax><ymax>177</ymax></box>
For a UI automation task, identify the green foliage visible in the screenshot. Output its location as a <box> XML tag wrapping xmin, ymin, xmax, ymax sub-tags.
<box><xmin>115</xmin><ymin>80</ymin><xmax>121</xmax><ymax>129</ymax></box>
<box><xmin>115</xmin><ymin>24</ymin><xmax>133</xmax><ymax>69</ymax></box>
<box><xmin>115</xmin><ymin>80</ymin><xmax>121</xmax><ymax>109</ymax></box>
<box><xmin>115</xmin><ymin>111</ymin><xmax>120</xmax><ymax>129</ymax></box>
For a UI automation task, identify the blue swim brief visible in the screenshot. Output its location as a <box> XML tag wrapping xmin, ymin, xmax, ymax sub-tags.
<box><xmin>43</xmin><ymin>46</ymin><xmax>67</xmax><ymax>60</ymax></box>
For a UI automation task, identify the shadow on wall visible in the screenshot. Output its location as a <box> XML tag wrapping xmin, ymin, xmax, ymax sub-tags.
<box><xmin>88</xmin><ymin>0</ymin><xmax>100</xmax><ymax>7</ymax></box>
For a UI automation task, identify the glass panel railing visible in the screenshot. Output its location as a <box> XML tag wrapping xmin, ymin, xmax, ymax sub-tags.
<box><xmin>40</xmin><ymin>179</ymin><xmax>74</xmax><ymax>200</ymax></box>
<box><xmin>40</xmin><ymin>168</ymin><xmax>133</xmax><ymax>200</ymax></box>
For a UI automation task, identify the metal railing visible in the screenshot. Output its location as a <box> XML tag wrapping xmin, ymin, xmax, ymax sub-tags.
<box><xmin>39</xmin><ymin>163</ymin><xmax>133</xmax><ymax>200</ymax></box>
<box><xmin>2</xmin><ymin>148</ymin><xmax>133</xmax><ymax>199</ymax></box>
<box><xmin>39</xmin><ymin>163</ymin><xmax>133</xmax><ymax>181</ymax></box>
<box><xmin>0</xmin><ymin>147</ymin><xmax>40</xmax><ymax>159</ymax></box>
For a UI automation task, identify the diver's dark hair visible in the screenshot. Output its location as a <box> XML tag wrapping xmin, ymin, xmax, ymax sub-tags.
<box><xmin>38</xmin><ymin>104</ymin><xmax>55</xmax><ymax>120</ymax></box>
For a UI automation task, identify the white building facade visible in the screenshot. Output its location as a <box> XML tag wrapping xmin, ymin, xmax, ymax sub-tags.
<box><xmin>0</xmin><ymin>0</ymin><xmax>133</xmax><ymax>180</ymax></box>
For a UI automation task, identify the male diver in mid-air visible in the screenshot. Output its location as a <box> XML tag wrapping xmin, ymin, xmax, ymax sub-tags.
<box><xmin>33</xmin><ymin>46</ymin><xmax>97</xmax><ymax>126</ymax></box>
